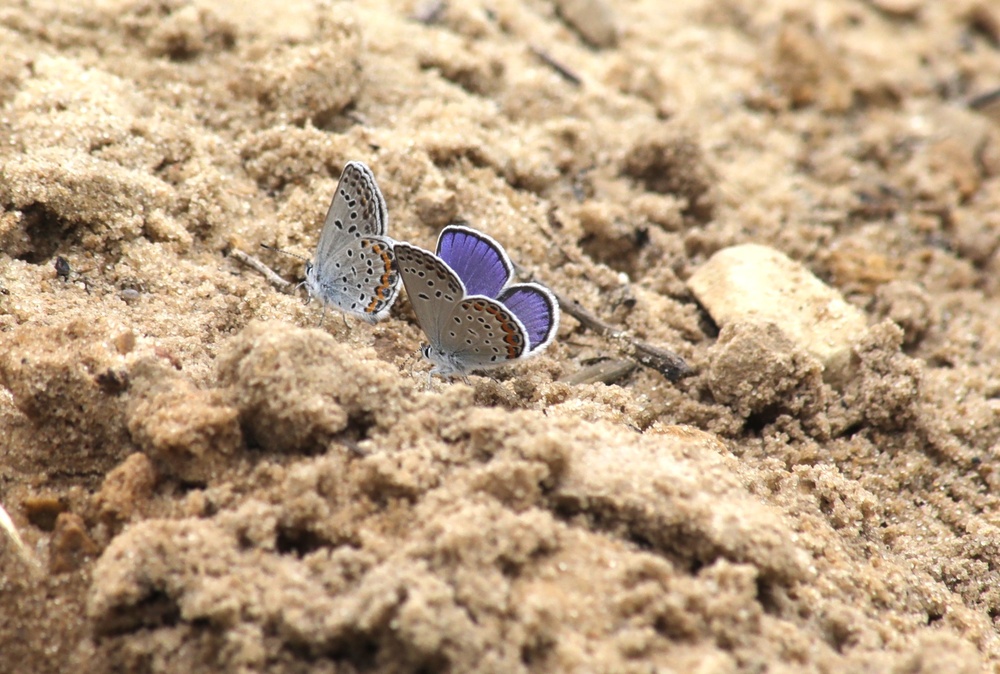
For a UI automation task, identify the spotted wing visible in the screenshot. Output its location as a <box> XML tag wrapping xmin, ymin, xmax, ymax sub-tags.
<box><xmin>435</xmin><ymin>225</ymin><xmax>513</xmax><ymax>298</ymax></box>
<box><xmin>436</xmin><ymin>294</ymin><xmax>529</xmax><ymax>370</ymax></box>
<box><xmin>497</xmin><ymin>283</ymin><xmax>559</xmax><ymax>352</ymax></box>
<box><xmin>314</xmin><ymin>161</ymin><xmax>388</xmax><ymax>265</ymax></box>
<box><xmin>396</xmin><ymin>243</ymin><xmax>528</xmax><ymax>373</ymax></box>
<box><xmin>307</xmin><ymin>236</ymin><xmax>400</xmax><ymax>322</ymax></box>
<box><xmin>395</xmin><ymin>242</ymin><xmax>467</xmax><ymax>346</ymax></box>
<box><xmin>307</xmin><ymin>162</ymin><xmax>398</xmax><ymax>320</ymax></box>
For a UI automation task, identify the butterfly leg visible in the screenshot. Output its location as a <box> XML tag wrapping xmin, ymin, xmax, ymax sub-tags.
<box><xmin>296</xmin><ymin>280</ymin><xmax>311</xmax><ymax>305</ymax></box>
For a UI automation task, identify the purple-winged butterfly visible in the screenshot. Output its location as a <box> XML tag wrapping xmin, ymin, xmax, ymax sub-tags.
<box><xmin>395</xmin><ymin>225</ymin><xmax>559</xmax><ymax>378</ymax></box>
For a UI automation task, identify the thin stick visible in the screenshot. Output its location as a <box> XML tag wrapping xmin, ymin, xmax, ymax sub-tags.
<box><xmin>620</xmin><ymin>336</ymin><xmax>694</xmax><ymax>382</ymax></box>
<box><xmin>231</xmin><ymin>248</ymin><xmax>296</xmax><ymax>294</ymax></box>
<box><xmin>552</xmin><ymin>289</ymin><xmax>694</xmax><ymax>382</ymax></box>
<box><xmin>529</xmin><ymin>45</ymin><xmax>583</xmax><ymax>87</ymax></box>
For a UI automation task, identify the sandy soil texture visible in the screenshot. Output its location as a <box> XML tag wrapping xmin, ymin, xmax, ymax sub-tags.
<box><xmin>3</xmin><ymin>0</ymin><xmax>1000</xmax><ymax>672</ymax></box>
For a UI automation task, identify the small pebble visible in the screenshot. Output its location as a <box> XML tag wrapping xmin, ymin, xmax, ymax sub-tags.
<box><xmin>968</xmin><ymin>3</ymin><xmax>1000</xmax><ymax>46</ymax></box>
<box><xmin>54</xmin><ymin>256</ymin><xmax>71</xmax><ymax>281</ymax></box>
<box><xmin>22</xmin><ymin>495</ymin><xmax>68</xmax><ymax>531</ymax></box>
<box><xmin>561</xmin><ymin>358</ymin><xmax>637</xmax><ymax>386</ymax></box>
<box><xmin>50</xmin><ymin>512</ymin><xmax>99</xmax><ymax>574</ymax></box>
<box><xmin>868</xmin><ymin>0</ymin><xmax>923</xmax><ymax>20</ymax></box>
<box><xmin>120</xmin><ymin>288</ymin><xmax>141</xmax><ymax>302</ymax></box>
<box><xmin>93</xmin><ymin>453</ymin><xmax>157</xmax><ymax>525</ymax></box>
<box><xmin>554</xmin><ymin>0</ymin><xmax>619</xmax><ymax>49</ymax></box>
<box><xmin>113</xmin><ymin>330</ymin><xmax>137</xmax><ymax>355</ymax></box>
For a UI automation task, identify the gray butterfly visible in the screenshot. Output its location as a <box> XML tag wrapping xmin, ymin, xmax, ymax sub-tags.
<box><xmin>304</xmin><ymin>161</ymin><xmax>401</xmax><ymax>323</ymax></box>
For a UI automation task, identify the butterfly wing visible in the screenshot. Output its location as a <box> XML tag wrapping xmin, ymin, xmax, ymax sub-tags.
<box><xmin>436</xmin><ymin>294</ymin><xmax>529</xmax><ymax>371</ymax></box>
<box><xmin>497</xmin><ymin>283</ymin><xmax>559</xmax><ymax>352</ymax></box>
<box><xmin>395</xmin><ymin>242</ymin><xmax>467</xmax><ymax>346</ymax></box>
<box><xmin>306</xmin><ymin>236</ymin><xmax>400</xmax><ymax>322</ymax></box>
<box><xmin>307</xmin><ymin>163</ymin><xmax>398</xmax><ymax>320</ymax></box>
<box><xmin>396</xmin><ymin>242</ymin><xmax>529</xmax><ymax>374</ymax></box>
<box><xmin>435</xmin><ymin>225</ymin><xmax>513</xmax><ymax>298</ymax></box>
<box><xmin>314</xmin><ymin>162</ymin><xmax>388</xmax><ymax>265</ymax></box>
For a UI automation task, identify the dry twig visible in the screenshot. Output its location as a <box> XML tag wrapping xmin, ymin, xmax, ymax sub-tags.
<box><xmin>230</xmin><ymin>248</ymin><xmax>296</xmax><ymax>294</ymax></box>
<box><xmin>552</xmin><ymin>290</ymin><xmax>693</xmax><ymax>382</ymax></box>
<box><xmin>529</xmin><ymin>45</ymin><xmax>583</xmax><ymax>87</ymax></box>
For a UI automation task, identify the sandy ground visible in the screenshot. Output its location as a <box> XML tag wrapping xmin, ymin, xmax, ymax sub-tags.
<box><xmin>2</xmin><ymin>0</ymin><xmax>1000</xmax><ymax>671</ymax></box>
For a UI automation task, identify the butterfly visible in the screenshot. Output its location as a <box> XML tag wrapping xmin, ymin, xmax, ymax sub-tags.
<box><xmin>394</xmin><ymin>224</ymin><xmax>559</xmax><ymax>378</ymax></box>
<box><xmin>303</xmin><ymin>161</ymin><xmax>401</xmax><ymax>323</ymax></box>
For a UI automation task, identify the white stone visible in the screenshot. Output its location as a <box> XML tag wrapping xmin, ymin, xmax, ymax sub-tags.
<box><xmin>687</xmin><ymin>244</ymin><xmax>868</xmax><ymax>384</ymax></box>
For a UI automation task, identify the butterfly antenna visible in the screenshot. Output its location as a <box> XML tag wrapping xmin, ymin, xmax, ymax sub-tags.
<box><xmin>260</xmin><ymin>243</ymin><xmax>309</xmax><ymax>262</ymax></box>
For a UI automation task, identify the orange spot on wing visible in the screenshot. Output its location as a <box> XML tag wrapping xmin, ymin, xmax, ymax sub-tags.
<box><xmin>482</xmin><ymin>303</ymin><xmax>522</xmax><ymax>358</ymax></box>
<box><xmin>365</xmin><ymin>243</ymin><xmax>396</xmax><ymax>314</ymax></box>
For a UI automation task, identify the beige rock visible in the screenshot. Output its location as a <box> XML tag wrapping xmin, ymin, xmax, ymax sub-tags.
<box><xmin>0</xmin><ymin>317</ymin><xmax>132</xmax><ymax>474</ymax></box>
<box><xmin>238</xmin><ymin>16</ymin><xmax>362</xmax><ymax>126</ymax></box>
<box><xmin>92</xmin><ymin>453</ymin><xmax>158</xmax><ymax>525</ymax></box>
<box><xmin>687</xmin><ymin>244</ymin><xmax>867</xmax><ymax>384</ymax></box>
<box><xmin>50</xmin><ymin>512</ymin><xmax>99</xmax><ymax>574</ymax></box>
<box><xmin>414</xmin><ymin>187</ymin><xmax>458</xmax><ymax>229</ymax></box>
<box><xmin>554</xmin><ymin>0</ymin><xmax>619</xmax><ymax>49</ymax></box>
<box><xmin>867</xmin><ymin>0</ymin><xmax>923</xmax><ymax>20</ymax></box>
<box><xmin>216</xmin><ymin>321</ymin><xmax>405</xmax><ymax>454</ymax></box>
<box><xmin>551</xmin><ymin>424</ymin><xmax>811</xmax><ymax>584</ymax></box>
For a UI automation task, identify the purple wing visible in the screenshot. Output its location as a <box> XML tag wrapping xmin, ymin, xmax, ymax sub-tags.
<box><xmin>497</xmin><ymin>283</ymin><xmax>559</xmax><ymax>352</ymax></box>
<box><xmin>436</xmin><ymin>225</ymin><xmax>513</xmax><ymax>298</ymax></box>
